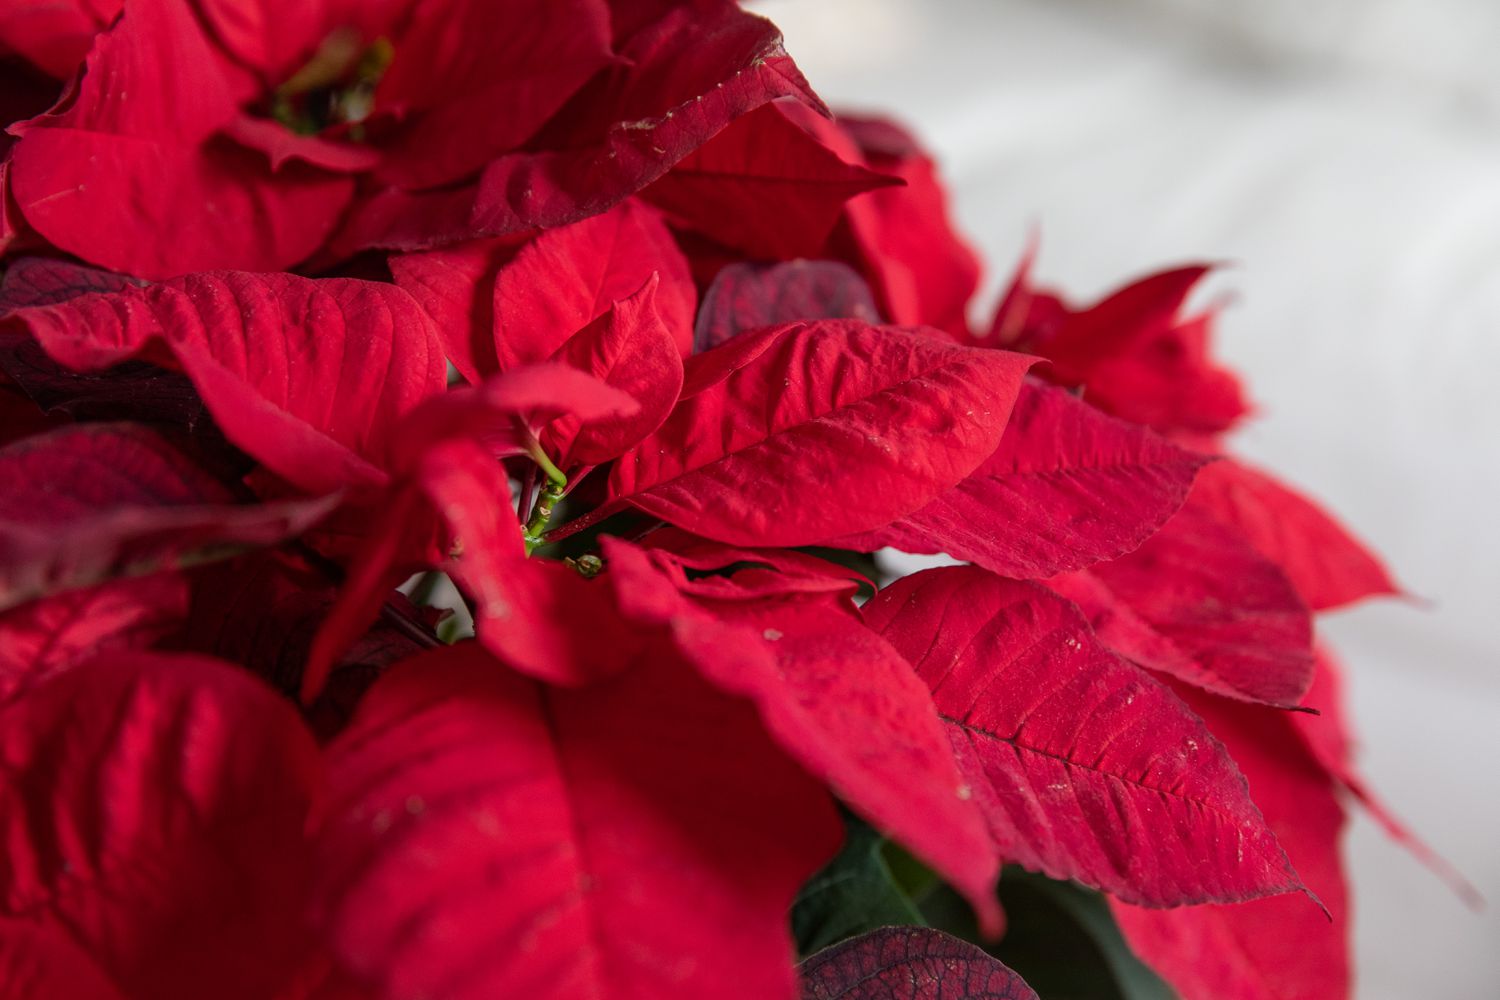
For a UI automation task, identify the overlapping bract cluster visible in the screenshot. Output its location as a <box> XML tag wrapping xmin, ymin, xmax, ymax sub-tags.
<box><xmin>0</xmin><ymin>4</ymin><xmax>1423</xmax><ymax>999</ymax></box>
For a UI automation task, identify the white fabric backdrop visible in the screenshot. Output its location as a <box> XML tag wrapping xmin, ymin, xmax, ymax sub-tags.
<box><xmin>761</xmin><ymin>1</ymin><xmax>1500</xmax><ymax>996</ymax></box>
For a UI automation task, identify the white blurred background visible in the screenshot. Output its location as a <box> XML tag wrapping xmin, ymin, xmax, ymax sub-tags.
<box><xmin>761</xmin><ymin>1</ymin><xmax>1500</xmax><ymax>996</ymax></box>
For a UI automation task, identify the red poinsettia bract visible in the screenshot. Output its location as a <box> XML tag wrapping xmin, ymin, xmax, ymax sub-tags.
<box><xmin>0</xmin><ymin>3</ymin><xmax>1441</xmax><ymax>1000</ymax></box>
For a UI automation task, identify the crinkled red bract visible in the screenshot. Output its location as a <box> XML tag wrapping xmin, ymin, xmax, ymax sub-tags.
<box><xmin>0</xmin><ymin>5</ymin><xmax>1426</xmax><ymax>999</ymax></box>
<box><xmin>4</xmin><ymin>0</ymin><xmax>820</xmax><ymax>277</ymax></box>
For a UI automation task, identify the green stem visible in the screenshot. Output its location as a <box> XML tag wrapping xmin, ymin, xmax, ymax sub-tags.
<box><xmin>523</xmin><ymin>439</ymin><xmax>567</xmax><ymax>555</ymax></box>
<box><xmin>529</xmin><ymin>443</ymin><xmax>567</xmax><ymax>489</ymax></box>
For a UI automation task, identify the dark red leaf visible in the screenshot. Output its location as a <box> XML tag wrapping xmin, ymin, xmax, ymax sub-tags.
<box><xmin>0</xmin><ymin>256</ymin><xmax>138</xmax><ymax>311</ymax></box>
<box><xmin>0</xmin><ymin>651</ymin><xmax>323</xmax><ymax>1000</ymax></box>
<box><xmin>837</xmin><ymin>381</ymin><xmax>1210</xmax><ymax>577</ymax></box>
<box><xmin>605</xmin><ymin>538</ymin><xmax>1001</xmax><ymax>934</ymax></box>
<box><xmin>1112</xmin><ymin>685</ymin><xmax>1349</xmax><ymax>1000</ymax></box>
<box><xmin>333</xmin><ymin>2</ymin><xmax>822</xmax><ymax>252</ymax></box>
<box><xmin>1189</xmin><ymin>459</ymin><xmax>1399</xmax><ymax>611</ymax></box>
<box><xmin>0</xmin><ymin>422</ymin><xmax>337</xmax><ymax>612</ymax></box>
<box><xmin>0</xmin><ymin>572</ymin><xmax>186</xmax><ymax>705</ymax></box>
<box><xmin>786</xmin><ymin>107</ymin><xmax>980</xmax><ymax>338</ymax></box>
<box><xmin>645</xmin><ymin>101</ymin><xmax>899</xmax><ymax>260</ymax></box>
<box><xmin>312</xmin><ymin>641</ymin><xmax>841</xmax><ymax>1000</ymax></box>
<box><xmin>4</xmin><ymin>271</ymin><xmax>447</xmax><ymax>492</ymax></box>
<box><xmin>0</xmin><ymin>260</ymin><xmax>205</xmax><ymax>440</ymax></box>
<box><xmin>694</xmin><ymin>259</ymin><xmax>880</xmax><ymax>352</ymax></box>
<box><xmin>0</xmin><ymin>375</ymin><xmax>56</xmax><ymax>445</ymax></box>
<box><xmin>0</xmin><ymin>337</ymin><xmax>227</xmax><ymax>449</ymax></box>
<box><xmin>0</xmin><ymin>919</ymin><xmax>125</xmax><ymax>1000</ymax></box>
<box><xmin>1050</xmin><ymin>500</ymin><xmax>1316</xmax><ymax>707</ymax></box>
<box><xmin>596</xmin><ymin>320</ymin><xmax>1035</xmax><ymax>547</ymax></box>
<box><xmin>863</xmin><ymin>566</ymin><xmax>1305</xmax><ymax>907</ymax></box>
<box><xmin>800</xmin><ymin>927</ymin><xmax>1038</xmax><ymax>1000</ymax></box>
<box><xmin>171</xmin><ymin>550</ymin><xmax>439</xmax><ymax>735</ymax></box>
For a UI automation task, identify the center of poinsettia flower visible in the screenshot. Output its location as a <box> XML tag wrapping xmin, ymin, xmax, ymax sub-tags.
<box><xmin>269</xmin><ymin>28</ymin><xmax>392</xmax><ymax>138</ymax></box>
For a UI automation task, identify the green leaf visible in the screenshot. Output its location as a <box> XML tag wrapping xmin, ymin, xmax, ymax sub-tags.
<box><xmin>992</xmin><ymin>869</ymin><xmax>1176</xmax><ymax>1000</ymax></box>
<box><xmin>792</xmin><ymin>814</ymin><xmax>923</xmax><ymax>955</ymax></box>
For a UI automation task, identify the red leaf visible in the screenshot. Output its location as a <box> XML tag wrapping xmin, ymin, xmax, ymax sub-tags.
<box><xmin>0</xmin><ymin>263</ymin><xmax>174</xmax><ymax>429</ymax></box>
<box><xmin>1082</xmin><ymin>309</ymin><xmax>1250</xmax><ymax>439</ymax></box>
<box><xmin>1021</xmin><ymin>266</ymin><xmax>1209</xmax><ymax>371</ymax></box>
<box><xmin>0</xmin><ymin>651</ymin><xmax>323</xmax><ymax>1000</ymax></box>
<box><xmin>543</xmin><ymin>274</ymin><xmax>686</xmax><ymax>467</ymax></box>
<box><xmin>11</xmin><ymin>135</ymin><xmax>353</xmax><ymax>280</ymax></box>
<box><xmin>605</xmin><ymin>538</ymin><xmax>1001</xmax><ymax>935</ymax></box>
<box><xmin>333</xmin><ymin>3</ymin><xmax>822</xmax><ymax>252</ymax></box>
<box><xmin>641</xmin><ymin>528</ymin><xmax>871</xmax><ymax>602</ymax></box>
<box><xmin>393</xmin><ymin>199</ymin><xmax>695</xmax><ymax>383</ymax></box>
<box><xmin>386</xmin><ymin>233</ymin><xmax>525</xmax><ymax>381</ymax></box>
<box><xmin>986</xmin><ymin>260</ymin><xmax>1250</xmax><ymax>438</ymax></box>
<box><xmin>0</xmin><ymin>0</ymin><xmax>117</xmax><ymax>78</ymax></box>
<box><xmin>306</xmin><ymin>365</ymin><xmax>643</xmax><ymax>700</ymax></box>
<box><xmin>386</xmin><ymin>363</ymin><xmax>640</xmax><ymax>470</ymax></box>
<box><xmin>7</xmin><ymin>2</ymin><xmax>350</xmax><ymax>277</ymax></box>
<box><xmin>490</xmin><ymin>200</ymin><xmax>695</xmax><ymax>371</ymax></box>
<box><xmin>0</xmin><ymin>422</ymin><xmax>337</xmax><ymax>612</ymax></box>
<box><xmin>0</xmin><ymin>160</ymin><xmax>23</xmax><ymax>257</ymax></box>
<box><xmin>645</xmin><ymin>101</ymin><xmax>899</xmax><ymax>260</ymax></box>
<box><xmin>0</xmin><ymin>572</ymin><xmax>186</xmax><ymax>705</ymax></box>
<box><xmin>1189</xmin><ymin>459</ymin><xmax>1399</xmax><ymax>610</ymax></box>
<box><xmin>217</xmin><ymin>114</ymin><xmax>382</xmax><ymax>175</ymax></box>
<box><xmin>0</xmin><ymin>258</ymin><xmax>218</xmax><ymax>440</ymax></box>
<box><xmin>863</xmin><ymin>566</ymin><xmax>1305</xmax><ymax>907</ymax></box>
<box><xmin>1112</xmin><ymin>686</ymin><xmax>1349</xmax><ymax>1000</ymax></box>
<box><xmin>417</xmin><ymin>440</ymin><xmax>644</xmax><ymax>686</ymax></box>
<box><xmin>5</xmin><ymin>271</ymin><xmax>447</xmax><ymax>492</ymax></box>
<box><xmin>312</xmin><ymin>641</ymin><xmax>841</xmax><ymax>1000</ymax></box>
<box><xmin>187</xmin><ymin>0</ymin><xmax>381</xmax><ymax>88</ymax></box>
<box><xmin>694</xmin><ymin>259</ymin><xmax>880</xmax><ymax>353</ymax></box>
<box><xmin>1051</xmin><ymin>500</ymin><xmax>1316</xmax><ymax>707</ymax></box>
<box><xmin>986</xmin><ymin>238</ymin><xmax>1070</xmax><ymax>347</ymax></box>
<box><xmin>598</xmin><ymin>320</ymin><xmax>1035</xmax><ymax>547</ymax></box>
<box><xmin>364</xmin><ymin>0</ymin><xmax>613</xmax><ymax>190</ymax></box>
<box><xmin>788</xmin><ymin>108</ymin><xmax>981</xmax><ymax>337</ymax></box>
<box><xmin>799</xmin><ymin>927</ymin><xmax>1038</xmax><ymax>1000</ymax></box>
<box><xmin>840</xmin><ymin>381</ymin><xmax>1210</xmax><ymax>578</ymax></box>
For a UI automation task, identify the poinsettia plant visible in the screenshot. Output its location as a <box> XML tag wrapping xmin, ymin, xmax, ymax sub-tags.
<box><xmin>0</xmin><ymin>2</ymin><xmax>1462</xmax><ymax>998</ymax></box>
